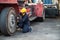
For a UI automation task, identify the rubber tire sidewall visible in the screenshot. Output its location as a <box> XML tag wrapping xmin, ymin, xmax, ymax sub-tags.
<box><xmin>0</xmin><ymin>7</ymin><xmax>17</xmax><ymax>36</ymax></box>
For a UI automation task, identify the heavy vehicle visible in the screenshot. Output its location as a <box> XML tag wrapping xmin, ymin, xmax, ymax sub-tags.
<box><xmin>42</xmin><ymin>0</ymin><xmax>58</xmax><ymax>17</ymax></box>
<box><xmin>0</xmin><ymin>0</ymin><xmax>45</xmax><ymax>36</ymax></box>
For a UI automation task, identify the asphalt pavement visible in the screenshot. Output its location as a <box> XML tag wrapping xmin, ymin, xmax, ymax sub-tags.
<box><xmin>0</xmin><ymin>18</ymin><xmax>60</xmax><ymax>40</ymax></box>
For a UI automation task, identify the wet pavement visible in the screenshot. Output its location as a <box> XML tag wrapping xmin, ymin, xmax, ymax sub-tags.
<box><xmin>0</xmin><ymin>18</ymin><xmax>60</xmax><ymax>40</ymax></box>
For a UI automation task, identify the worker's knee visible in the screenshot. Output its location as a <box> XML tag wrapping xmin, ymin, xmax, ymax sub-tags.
<box><xmin>22</xmin><ymin>26</ymin><xmax>32</xmax><ymax>33</ymax></box>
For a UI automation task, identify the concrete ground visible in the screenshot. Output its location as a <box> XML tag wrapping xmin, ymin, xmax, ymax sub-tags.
<box><xmin>0</xmin><ymin>18</ymin><xmax>60</xmax><ymax>40</ymax></box>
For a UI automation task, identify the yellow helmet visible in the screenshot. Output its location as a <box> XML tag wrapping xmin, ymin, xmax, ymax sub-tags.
<box><xmin>20</xmin><ymin>8</ymin><xmax>27</xmax><ymax>13</ymax></box>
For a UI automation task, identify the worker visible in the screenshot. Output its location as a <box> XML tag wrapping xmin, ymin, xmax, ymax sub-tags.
<box><xmin>18</xmin><ymin>8</ymin><xmax>32</xmax><ymax>33</ymax></box>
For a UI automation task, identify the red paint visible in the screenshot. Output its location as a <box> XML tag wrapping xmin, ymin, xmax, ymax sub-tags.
<box><xmin>34</xmin><ymin>3</ymin><xmax>43</xmax><ymax>17</ymax></box>
<box><xmin>0</xmin><ymin>4</ymin><xmax>19</xmax><ymax>15</ymax></box>
<box><xmin>0</xmin><ymin>0</ymin><xmax>17</xmax><ymax>3</ymax></box>
<box><xmin>26</xmin><ymin>8</ymin><xmax>31</xmax><ymax>13</ymax></box>
<box><xmin>0</xmin><ymin>0</ymin><xmax>43</xmax><ymax>18</ymax></box>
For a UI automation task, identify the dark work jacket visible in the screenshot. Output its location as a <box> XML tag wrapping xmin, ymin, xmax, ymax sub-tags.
<box><xmin>18</xmin><ymin>13</ymin><xmax>32</xmax><ymax>32</ymax></box>
<box><xmin>18</xmin><ymin>13</ymin><xmax>30</xmax><ymax>28</ymax></box>
<box><xmin>22</xmin><ymin>14</ymin><xmax>30</xmax><ymax>24</ymax></box>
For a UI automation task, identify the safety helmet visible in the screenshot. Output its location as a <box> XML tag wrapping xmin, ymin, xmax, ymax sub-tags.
<box><xmin>20</xmin><ymin>8</ymin><xmax>27</xmax><ymax>13</ymax></box>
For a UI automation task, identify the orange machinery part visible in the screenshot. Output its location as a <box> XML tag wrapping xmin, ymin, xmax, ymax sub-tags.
<box><xmin>0</xmin><ymin>0</ymin><xmax>17</xmax><ymax>3</ymax></box>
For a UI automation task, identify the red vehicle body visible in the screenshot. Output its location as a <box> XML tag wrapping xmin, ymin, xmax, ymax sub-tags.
<box><xmin>0</xmin><ymin>0</ymin><xmax>17</xmax><ymax>3</ymax></box>
<box><xmin>34</xmin><ymin>3</ymin><xmax>43</xmax><ymax>17</ymax></box>
<box><xmin>0</xmin><ymin>0</ymin><xmax>45</xmax><ymax>36</ymax></box>
<box><xmin>25</xmin><ymin>2</ymin><xmax>45</xmax><ymax>21</ymax></box>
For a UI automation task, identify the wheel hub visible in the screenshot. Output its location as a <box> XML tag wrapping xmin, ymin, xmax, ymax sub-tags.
<box><xmin>8</xmin><ymin>13</ymin><xmax>16</xmax><ymax>33</ymax></box>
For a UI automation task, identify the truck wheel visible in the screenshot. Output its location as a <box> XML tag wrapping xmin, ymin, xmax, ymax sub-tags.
<box><xmin>0</xmin><ymin>7</ymin><xmax>17</xmax><ymax>36</ymax></box>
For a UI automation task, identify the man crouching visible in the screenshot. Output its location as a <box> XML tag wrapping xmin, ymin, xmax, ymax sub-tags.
<box><xmin>18</xmin><ymin>8</ymin><xmax>32</xmax><ymax>33</ymax></box>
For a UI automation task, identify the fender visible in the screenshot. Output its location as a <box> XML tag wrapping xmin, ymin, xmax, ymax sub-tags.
<box><xmin>34</xmin><ymin>3</ymin><xmax>44</xmax><ymax>17</ymax></box>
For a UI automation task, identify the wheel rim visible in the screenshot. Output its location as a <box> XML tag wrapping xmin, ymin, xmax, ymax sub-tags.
<box><xmin>8</xmin><ymin>11</ymin><xmax>16</xmax><ymax>33</ymax></box>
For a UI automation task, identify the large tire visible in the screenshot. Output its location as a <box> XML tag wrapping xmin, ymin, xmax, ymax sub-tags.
<box><xmin>0</xmin><ymin>7</ymin><xmax>17</xmax><ymax>36</ymax></box>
